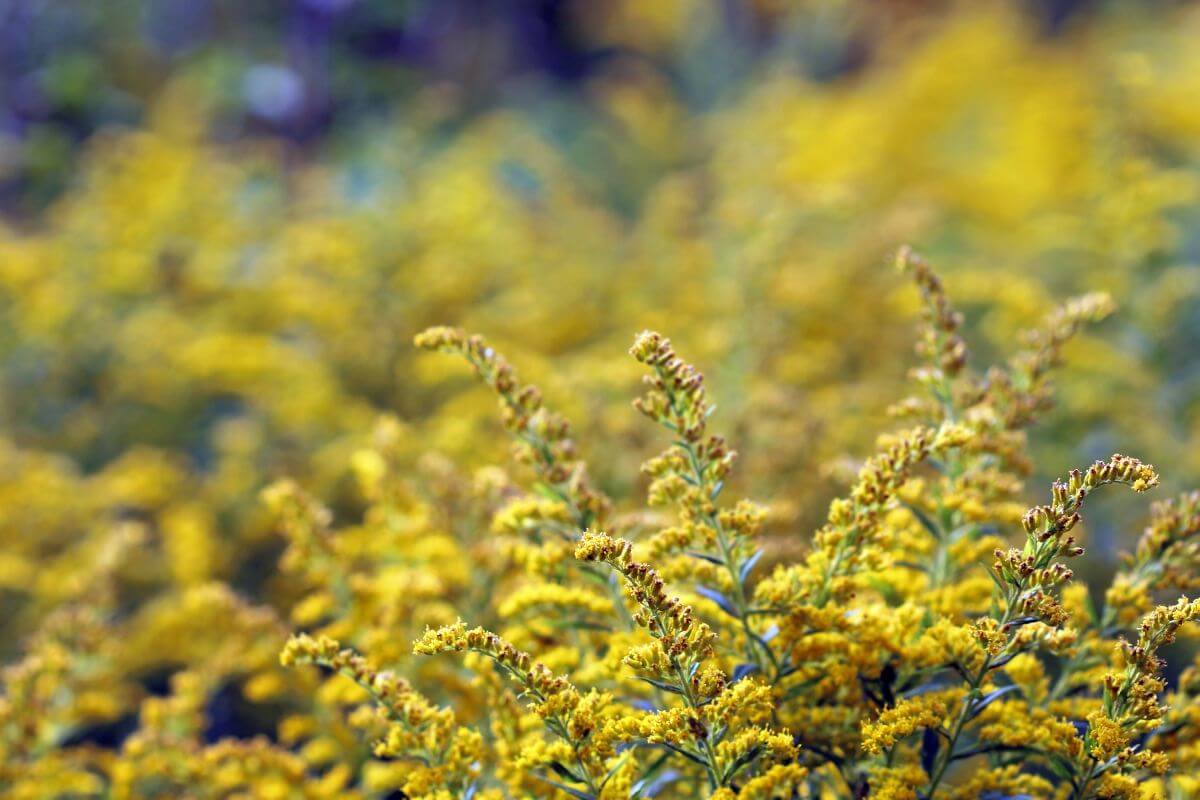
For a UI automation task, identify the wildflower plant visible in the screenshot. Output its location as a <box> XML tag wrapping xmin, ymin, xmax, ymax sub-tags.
<box><xmin>7</xmin><ymin>6</ymin><xmax>1200</xmax><ymax>798</ymax></box>
<box><xmin>267</xmin><ymin>248</ymin><xmax>1200</xmax><ymax>798</ymax></box>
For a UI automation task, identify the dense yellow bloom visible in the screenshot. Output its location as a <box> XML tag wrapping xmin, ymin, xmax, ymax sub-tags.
<box><xmin>946</xmin><ymin>765</ymin><xmax>1054</xmax><ymax>800</ymax></box>
<box><xmin>576</xmin><ymin>530</ymin><xmax>717</xmax><ymax>667</ymax></box>
<box><xmin>860</xmin><ymin>694</ymin><xmax>950</xmax><ymax>755</ymax></box>
<box><xmin>726</xmin><ymin>763</ymin><xmax>809</xmax><ymax>799</ymax></box>
<box><xmin>497</xmin><ymin>582</ymin><xmax>614</xmax><ymax>621</ymax></box>
<box><xmin>867</xmin><ymin>764</ymin><xmax>928</xmax><ymax>800</ymax></box>
<box><xmin>975</xmin><ymin>701</ymin><xmax>1083</xmax><ymax>761</ymax></box>
<box><xmin>10</xmin><ymin>6</ymin><xmax>1200</xmax><ymax>797</ymax></box>
<box><xmin>280</xmin><ymin>634</ymin><xmax>482</xmax><ymax>797</ymax></box>
<box><xmin>15</xmin><ymin>238</ymin><xmax>1200</xmax><ymax>798</ymax></box>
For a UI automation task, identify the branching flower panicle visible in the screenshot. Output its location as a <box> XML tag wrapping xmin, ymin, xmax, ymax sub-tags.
<box><xmin>629</xmin><ymin>330</ymin><xmax>777</xmax><ymax>675</ymax></box>
<box><xmin>576</xmin><ymin>531</ymin><xmax>716</xmax><ymax>668</ymax></box>
<box><xmin>413</xmin><ymin>621</ymin><xmax>613</xmax><ymax>797</ymax></box>
<box><xmin>999</xmin><ymin>292</ymin><xmax>1117</xmax><ymax>428</ymax></box>
<box><xmin>896</xmin><ymin>245</ymin><xmax>968</xmax><ymax>383</ymax></box>
<box><xmin>575</xmin><ymin>530</ymin><xmax>797</xmax><ymax>789</ymax></box>
<box><xmin>992</xmin><ymin>455</ymin><xmax>1158</xmax><ymax>630</ymax></box>
<box><xmin>1107</xmin><ymin>491</ymin><xmax>1200</xmax><ymax>623</ymax></box>
<box><xmin>759</xmin><ymin>422</ymin><xmax>973</xmax><ymax>610</ymax></box>
<box><xmin>281</xmin><ymin>633</ymin><xmax>483</xmax><ymax>796</ymax></box>
<box><xmin>415</xmin><ymin>326</ymin><xmax>610</xmax><ymax>531</ymax></box>
<box><xmin>1069</xmin><ymin>598</ymin><xmax>1200</xmax><ymax>797</ymax></box>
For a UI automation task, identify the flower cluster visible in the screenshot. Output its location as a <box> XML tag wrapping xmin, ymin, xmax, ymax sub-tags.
<box><xmin>9</xmin><ymin>5</ymin><xmax>1200</xmax><ymax>796</ymax></box>
<box><xmin>277</xmin><ymin>249</ymin><xmax>1196</xmax><ymax>798</ymax></box>
<box><xmin>991</xmin><ymin>454</ymin><xmax>1159</xmax><ymax>631</ymax></box>
<box><xmin>575</xmin><ymin>531</ymin><xmax>717</xmax><ymax>669</ymax></box>
<box><xmin>10</xmin><ymin>222</ymin><xmax>1200</xmax><ymax>798</ymax></box>
<box><xmin>413</xmin><ymin>621</ymin><xmax>617</xmax><ymax>797</ymax></box>
<box><xmin>415</xmin><ymin>326</ymin><xmax>610</xmax><ymax>532</ymax></box>
<box><xmin>280</xmin><ymin>634</ymin><xmax>484</xmax><ymax>797</ymax></box>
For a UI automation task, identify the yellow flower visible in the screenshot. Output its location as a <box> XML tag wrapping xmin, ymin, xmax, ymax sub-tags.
<box><xmin>860</xmin><ymin>695</ymin><xmax>949</xmax><ymax>755</ymax></box>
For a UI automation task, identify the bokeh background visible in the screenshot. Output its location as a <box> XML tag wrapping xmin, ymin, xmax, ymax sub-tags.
<box><xmin>3</xmin><ymin>0</ymin><xmax>1200</xmax><ymax>795</ymax></box>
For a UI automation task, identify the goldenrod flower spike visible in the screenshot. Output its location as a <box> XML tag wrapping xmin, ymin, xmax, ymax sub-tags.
<box><xmin>1105</xmin><ymin>490</ymin><xmax>1200</xmax><ymax>624</ymax></box>
<box><xmin>896</xmin><ymin>246</ymin><xmax>968</xmax><ymax>380</ymax></box>
<box><xmin>575</xmin><ymin>530</ymin><xmax>798</xmax><ymax>789</ymax></box>
<box><xmin>415</xmin><ymin>326</ymin><xmax>610</xmax><ymax>531</ymax></box>
<box><xmin>1072</xmin><ymin>598</ymin><xmax>1200</xmax><ymax>797</ymax></box>
<box><xmin>1000</xmin><ymin>291</ymin><xmax>1117</xmax><ymax>428</ymax></box>
<box><xmin>413</xmin><ymin>621</ymin><xmax>611</xmax><ymax>797</ymax></box>
<box><xmin>576</xmin><ymin>531</ymin><xmax>716</xmax><ymax>667</ymax></box>
<box><xmin>628</xmin><ymin>330</ymin><xmax>779</xmax><ymax>676</ymax></box>
<box><xmin>757</xmin><ymin>421</ymin><xmax>973</xmax><ymax>610</ymax></box>
<box><xmin>922</xmin><ymin>454</ymin><xmax>1160</xmax><ymax>798</ymax></box>
<box><xmin>990</xmin><ymin>454</ymin><xmax>1159</xmax><ymax>631</ymax></box>
<box><xmin>281</xmin><ymin>634</ymin><xmax>482</xmax><ymax>796</ymax></box>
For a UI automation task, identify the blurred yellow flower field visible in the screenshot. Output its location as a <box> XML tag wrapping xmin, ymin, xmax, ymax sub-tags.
<box><xmin>4</xmin><ymin>3</ymin><xmax>1200</xmax><ymax>798</ymax></box>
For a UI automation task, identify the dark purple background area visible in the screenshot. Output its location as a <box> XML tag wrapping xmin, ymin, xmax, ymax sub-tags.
<box><xmin>0</xmin><ymin>0</ymin><xmax>1100</xmax><ymax>215</ymax></box>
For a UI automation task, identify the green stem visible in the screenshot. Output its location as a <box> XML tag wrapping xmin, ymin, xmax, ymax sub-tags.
<box><xmin>926</xmin><ymin>567</ymin><xmax>1032</xmax><ymax>797</ymax></box>
<box><xmin>644</xmin><ymin>603</ymin><xmax>724</xmax><ymax>789</ymax></box>
<box><xmin>660</xmin><ymin>377</ymin><xmax>779</xmax><ymax>677</ymax></box>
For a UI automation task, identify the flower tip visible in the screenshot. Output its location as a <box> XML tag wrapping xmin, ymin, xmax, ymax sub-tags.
<box><xmin>629</xmin><ymin>330</ymin><xmax>664</xmax><ymax>362</ymax></box>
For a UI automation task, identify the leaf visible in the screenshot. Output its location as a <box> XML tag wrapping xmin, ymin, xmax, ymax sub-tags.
<box><xmin>965</xmin><ymin>685</ymin><xmax>1021</xmax><ymax>722</ymax></box>
<box><xmin>867</xmin><ymin>576</ymin><xmax>903</xmax><ymax>605</ymax></box>
<box><xmin>536</xmin><ymin>775</ymin><xmax>593</xmax><ymax>800</ymax></box>
<box><xmin>548</xmin><ymin>761</ymin><xmax>586</xmax><ymax>784</ymax></box>
<box><xmin>903</xmin><ymin>679</ymin><xmax>956</xmax><ymax>698</ymax></box>
<box><xmin>599</xmin><ymin>753</ymin><xmax>631</xmax><ymax>789</ymax></box>
<box><xmin>653</xmin><ymin>742</ymin><xmax>710</xmax><ymax>767</ymax></box>
<box><xmin>986</xmin><ymin>568</ymin><xmax>1008</xmax><ymax>592</ymax></box>
<box><xmin>532</xmin><ymin>482</ymin><xmax>566</xmax><ymax>503</ymax></box>
<box><xmin>951</xmin><ymin>743</ymin><xmax>1030</xmax><ymax>761</ymax></box>
<box><xmin>709</xmin><ymin>479</ymin><xmax>724</xmax><ymax>500</ymax></box>
<box><xmin>781</xmin><ymin>674</ymin><xmax>823</xmax><ymax>700</ymax></box>
<box><xmin>636</xmin><ymin>676</ymin><xmax>683</xmax><ymax>695</ymax></box>
<box><xmin>724</xmin><ymin>744</ymin><xmax>762</xmax><ymax>780</ymax></box>
<box><xmin>1004</xmin><ymin>616</ymin><xmax>1040</xmax><ymax>629</ymax></box>
<box><xmin>749</xmin><ymin>629</ymin><xmax>776</xmax><ymax>656</ymax></box>
<box><xmin>921</xmin><ymin>726</ymin><xmax>940</xmax><ymax>774</ymax></box>
<box><xmin>686</xmin><ymin>551</ymin><xmax>726</xmax><ymax>566</ymax></box>
<box><xmin>901</xmin><ymin>501</ymin><xmax>942</xmax><ymax>539</ymax></box>
<box><xmin>1084</xmin><ymin>590</ymin><xmax>1101</xmax><ymax>626</ymax></box>
<box><xmin>1045</xmin><ymin>753</ymin><xmax>1076</xmax><ymax>781</ymax></box>
<box><xmin>732</xmin><ymin>663</ymin><xmax>759</xmax><ymax>683</ymax></box>
<box><xmin>694</xmin><ymin>585</ymin><xmax>737</xmax><ymax>616</ymax></box>
<box><xmin>629</xmin><ymin>751</ymin><xmax>672</xmax><ymax>798</ymax></box>
<box><xmin>988</xmin><ymin>652</ymin><xmax>1019</xmax><ymax>669</ymax></box>
<box><xmin>739</xmin><ymin>549</ymin><xmax>765</xmax><ymax>583</ymax></box>
<box><xmin>634</xmin><ymin>769</ymin><xmax>683</xmax><ymax>798</ymax></box>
